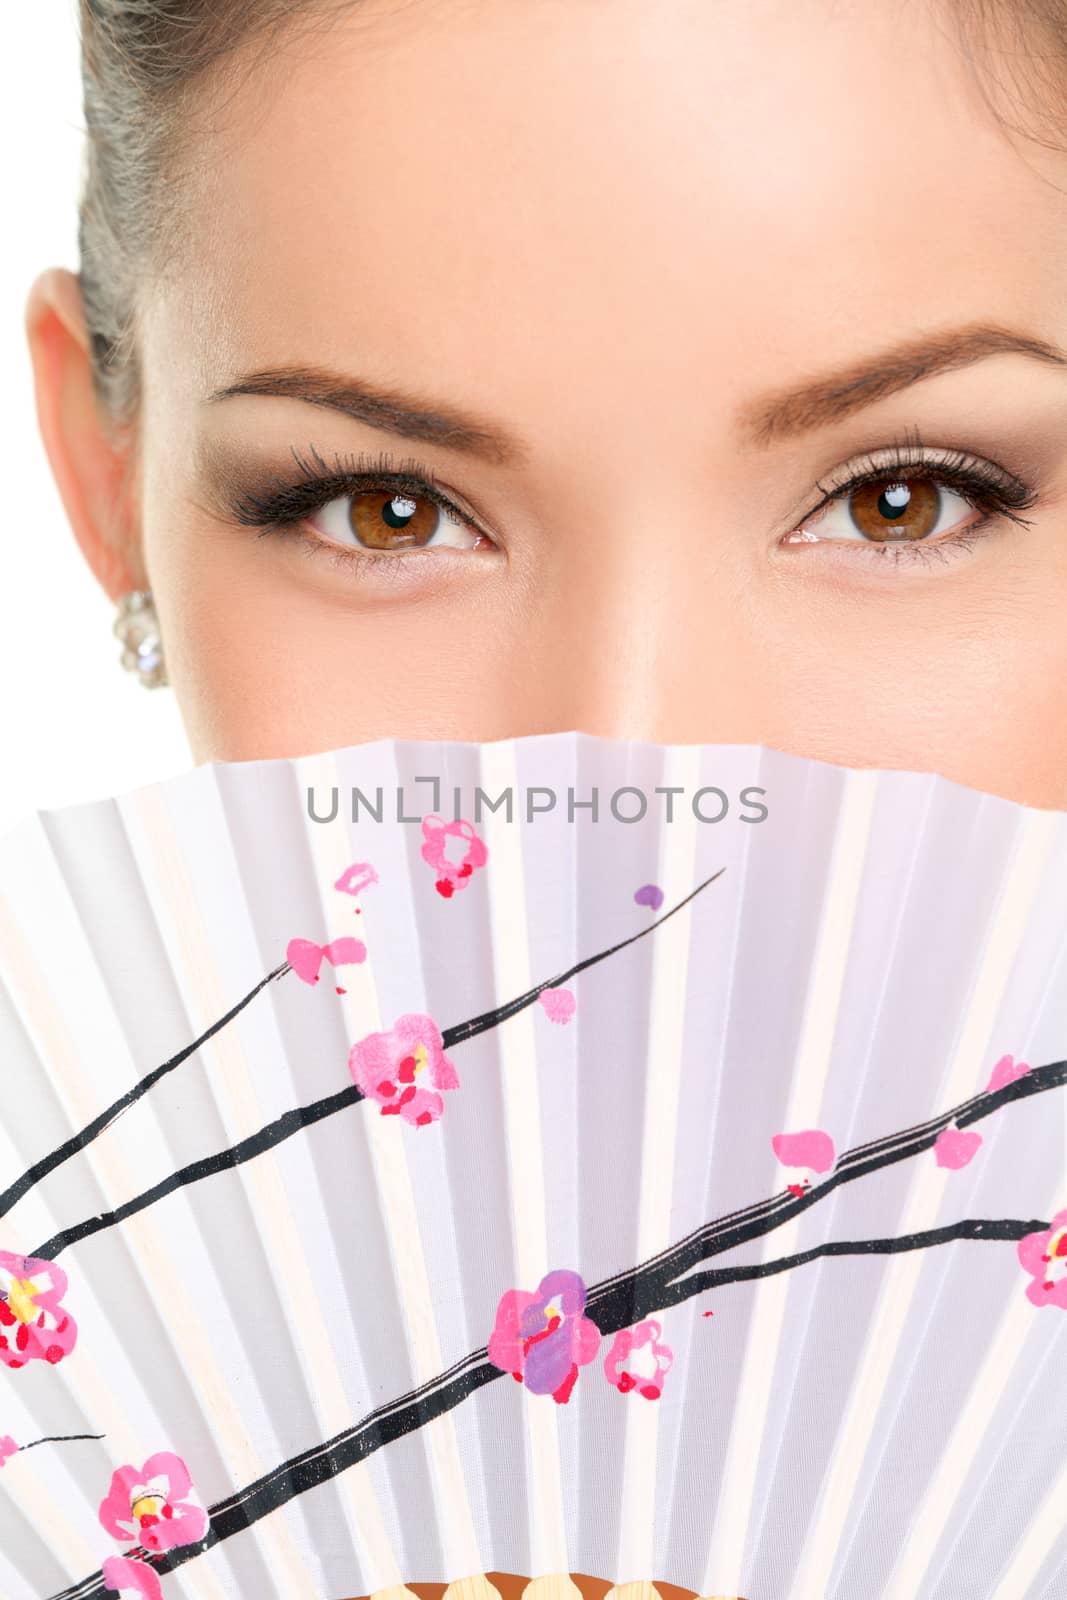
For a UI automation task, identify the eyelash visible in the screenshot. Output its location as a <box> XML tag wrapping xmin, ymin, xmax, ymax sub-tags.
<box><xmin>229</xmin><ymin>444</ymin><xmax>487</xmax><ymax>576</ymax></box>
<box><xmin>795</xmin><ymin>438</ymin><xmax>1038</xmax><ymax>568</ymax></box>
<box><xmin>226</xmin><ymin>437</ymin><xmax>1039</xmax><ymax>575</ymax></box>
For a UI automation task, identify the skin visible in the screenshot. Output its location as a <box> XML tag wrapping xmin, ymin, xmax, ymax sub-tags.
<box><xmin>25</xmin><ymin>0</ymin><xmax>1067</xmax><ymax>808</ymax></box>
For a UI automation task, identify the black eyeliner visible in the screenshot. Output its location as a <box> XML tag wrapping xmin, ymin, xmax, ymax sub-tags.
<box><xmin>810</xmin><ymin>438</ymin><xmax>1039</xmax><ymax>529</ymax></box>
<box><xmin>227</xmin><ymin>443</ymin><xmax>477</xmax><ymax>534</ymax></box>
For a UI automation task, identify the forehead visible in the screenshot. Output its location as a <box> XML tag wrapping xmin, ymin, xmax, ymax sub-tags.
<box><xmin>150</xmin><ymin>0</ymin><xmax>1067</xmax><ymax>450</ymax></box>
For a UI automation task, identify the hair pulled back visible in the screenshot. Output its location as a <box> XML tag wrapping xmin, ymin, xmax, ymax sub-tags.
<box><xmin>79</xmin><ymin>0</ymin><xmax>310</xmax><ymax>418</ymax></box>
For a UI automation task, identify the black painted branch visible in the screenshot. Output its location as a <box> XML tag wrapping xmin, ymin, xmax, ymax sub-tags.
<box><xmin>20</xmin><ymin>1433</ymin><xmax>105</xmax><ymax>1453</ymax></box>
<box><xmin>34</xmin><ymin>1086</ymin><xmax>365</xmax><ymax>1262</ymax></box>
<box><xmin>0</xmin><ymin>962</ymin><xmax>292</xmax><ymax>1220</ymax></box>
<box><xmin>29</xmin><ymin>871</ymin><xmax>727</xmax><ymax>1259</ymax></box>
<box><xmin>441</xmin><ymin>867</ymin><xmax>725</xmax><ymax>1047</ymax></box>
<box><xmin>587</xmin><ymin>1058</ymin><xmax>1067</xmax><ymax>1329</ymax></box>
<box><xmin>651</xmin><ymin>1215</ymin><xmax>1047</xmax><ymax>1311</ymax></box>
<box><xmin>47</xmin><ymin>1207</ymin><xmax>1050</xmax><ymax>1600</ymax></box>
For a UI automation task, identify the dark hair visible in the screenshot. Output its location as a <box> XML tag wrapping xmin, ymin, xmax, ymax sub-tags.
<box><xmin>78</xmin><ymin>0</ymin><xmax>315</xmax><ymax>420</ymax></box>
<box><xmin>951</xmin><ymin>1</ymin><xmax>1067</xmax><ymax>144</ymax></box>
<box><xmin>77</xmin><ymin>0</ymin><xmax>1067</xmax><ymax>423</ymax></box>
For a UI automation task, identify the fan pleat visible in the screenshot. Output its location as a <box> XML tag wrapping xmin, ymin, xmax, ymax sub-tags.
<box><xmin>0</xmin><ymin>736</ymin><xmax>1063</xmax><ymax>1598</ymax></box>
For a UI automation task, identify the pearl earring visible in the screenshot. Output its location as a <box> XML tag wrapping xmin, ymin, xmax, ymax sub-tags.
<box><xmin>113</xmin><ymin>591</ymin><xmax>167</xmax><ymax>688</ymax></box>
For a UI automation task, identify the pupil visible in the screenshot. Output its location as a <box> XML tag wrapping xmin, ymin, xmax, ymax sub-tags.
<box><xmin>878</xmin><ymin>482</ymin><xmax>911</xmax><ymax>520</ymax></box>
<box><xmin>382</xmin><ymin>495</ymin><xmax>418</xmax><ymax>529</ymax></box>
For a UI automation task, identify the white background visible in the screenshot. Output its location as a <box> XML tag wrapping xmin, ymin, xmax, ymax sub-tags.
<box><xmin>0</xmin><ymin>4</ymin><xmax>191</xmax><ymax>839</ymax></box>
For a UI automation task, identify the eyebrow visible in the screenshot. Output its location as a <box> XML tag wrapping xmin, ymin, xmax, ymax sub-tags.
<box><xmin>206</xmin><ymin>326</ymin><xmax>1067</xmax><ymax>463</ymax></box>
<box><xmin>741</xmin><ymin>325</ymin><xmax>1067</xmax><ymax>445</ymax></box>
<box><xmin>206</xmin><ymin>366</ymin><xmax>527</xmax><ymax>467</ymax></box>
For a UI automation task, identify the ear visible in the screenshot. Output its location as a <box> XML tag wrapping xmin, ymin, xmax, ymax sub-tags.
<box><xmin>25</xmin><ymin>267</ymin><xmax>145</xmax><ymax>601</ymax></box>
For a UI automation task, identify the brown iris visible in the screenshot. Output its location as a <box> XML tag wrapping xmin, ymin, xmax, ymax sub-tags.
<box><xmin>848</xmin><ymin>478</ymin><xmax>942</xmax><ymax>542</ymax></box>
<box><xmin>349</xmin><ymin>491</ymin><xmax>440</xmax><ymax>550</ymax></box>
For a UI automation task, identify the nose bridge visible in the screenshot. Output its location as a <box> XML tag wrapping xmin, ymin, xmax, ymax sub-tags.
<box><xmin>532</xmin><ymin>491</ymin><xmax>756</xmax><ymax>742</ymax></box>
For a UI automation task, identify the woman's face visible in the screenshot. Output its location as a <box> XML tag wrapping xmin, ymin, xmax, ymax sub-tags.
<box><xmin>58</xmin><ymin>0</ymin><xmax>1067</xmax><ymax>801</ymax></box>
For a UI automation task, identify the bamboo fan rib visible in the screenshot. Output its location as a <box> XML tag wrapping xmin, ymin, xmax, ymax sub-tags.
<box><xmin>0</xmin><ymin>734</ymin><xmax>1064</xmax><ymax>1600</ymax></box>
<box><xmin>348</xmin><ymin>1577</ymin><xmax>746</xmax><ymax>1600</ymax></box>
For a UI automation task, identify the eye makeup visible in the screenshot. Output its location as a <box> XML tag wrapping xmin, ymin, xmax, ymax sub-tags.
<box><xmin>225</xmin><ymin>443</ymin><xmax>492</xmax><ymax>541</ymax></box>
<box><xmin>780</xmin><ymin>436</ymin><xmax>1039</xmax><ymax>568</ymax></box>
<box><xmin>202</xmin><ymin>426</ymin><xmax>1043</xmax><ymax>581</ymax></box>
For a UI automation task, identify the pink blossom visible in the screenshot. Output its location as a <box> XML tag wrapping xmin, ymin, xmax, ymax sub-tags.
<box><xmin>633</xmin><ymin>884</ymin><xmax>665</xmax><ymax>912</ymax></box>
<box><xmin>421</xmin><ymin>815</ymin><xmax>488</xmax><ymax>898</ymax></box>
<box><xmin>604</xmin><ymin>1319</ymin><xmax>674</xmax><ymax>1400</ymax></box>
<box><xmin>0</xmin><ymin>1251</ymin><xmax>77</xmax><ymax>1370</ymax></box>
<box><xmin>99</xmin><ymin>1451</ymin><xmax>208</xmax><ymax>1553</ymax></box>
<box><xmin>334</xmin><ymin>862</ymin><xmax>379</xmax><ymax>898</ymax></box>
<box><xmin>0</xmin><ymin>1436</ymin><xmax>18</xmax><ymax>1466</ymax></box>
<box><xmin>934</xmin><ymin>1127</ymin><xmax>983</xmax><ymax>1170</ymax></box>
<box><xmin>985</xmin><ymin>1053</ymin><xmax>1031</xmax><ymax>1094</ymax></box>
<box><xmin>349</xmin><ymin>1013</ymin><xmax>459</xmax><ymax>1126</ymax></box>
<box><xmin>772</xmin><ymin>1129</ymin><xmax>835</xmax><ymax>1194</ymax></box>
<box><xmin>102</xmin><ymin>1557</ymin><xmax>163</xmax><ymax>1599</ymax></box>
<box><xmin>1018</xmin><ymin>1208</ymin><xmax>1067</xmax><ymax>1310</ymax></box>
<box><xmin>538</xmin><ymin>987</ymin><xmax>576</xmax><ymax>1024</ymax></box>
<box><xmin>488</xmin><ymin>1269</ymin><xmax>601</xmax><ymax>1403</ymax></box>
<box><xmin>286</xmin><ymin>936</ymin><xmax>366</xmax><ymax>986</ymax></box>
<box><xmin>772</xmin><ymin>1129</ymin><xmax>835</xmax><ymax>1173</ymax></box>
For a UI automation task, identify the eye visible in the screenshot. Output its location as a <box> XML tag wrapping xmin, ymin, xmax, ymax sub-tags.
<box><xmin>786</xmin><ymin>475</ymin><xmax>979</xmax><ymax>545</ymax></box>
<box><xmin>310</xmin><ymin>488</ymin><xmax>486</xmax><ymax>553</ymax></box>
<box><xmin>226</xmin><ymin>448</ymin><xmax>502</xmax><ymax>568</ymax></box>
<box><xmin>779</xmin><ymin>442</ymin><xmax>1039</xmax><ymax>565</ymax></box>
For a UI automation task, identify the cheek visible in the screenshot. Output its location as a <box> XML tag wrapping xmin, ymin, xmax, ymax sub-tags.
<box><xmin>746</xmin><ymin>580</ymin><xmax>1067</xmax><ymax>809</ymax></box>
<box><xmin>141</xmin><ymin>512</ymin><xmax>562</xmax><ymax>761</ymax></box>
<box><xmin>932</xmin><ymin>625</ymin><xmax>1067</xmax><ymax>809</ymax></box>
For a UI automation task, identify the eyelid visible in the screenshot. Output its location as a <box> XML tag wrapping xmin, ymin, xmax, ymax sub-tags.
<box><xmin>229</xmin><ymin>443</ymin><xmax>492</xmax><ymax>540</ymax></box>
<box><xmin>799</xmin><ymin>440</ymin><xmax>1038</xmax><ymax>530</ymax></box>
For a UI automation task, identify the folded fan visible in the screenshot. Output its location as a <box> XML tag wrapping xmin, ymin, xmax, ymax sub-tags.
<box><xmin>0</xmin><ymin>732</ymin><xmax>1064</xmax><ymax>1600</ymax></box>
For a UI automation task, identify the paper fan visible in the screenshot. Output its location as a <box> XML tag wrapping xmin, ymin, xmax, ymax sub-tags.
<box><xmin>0</xmin><ymin>732</ymin><xmax>1065</xmax><ymax>1600</ymax></box>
